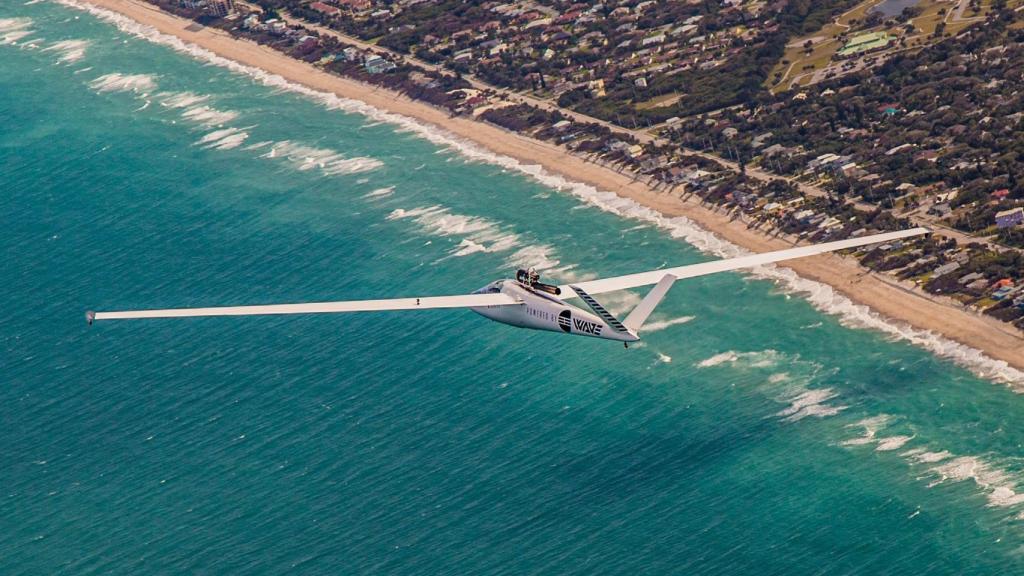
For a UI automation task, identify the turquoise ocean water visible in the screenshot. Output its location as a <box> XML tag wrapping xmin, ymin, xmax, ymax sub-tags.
<box><xmin>3</xmin><ymin>2</ymin><xmax>1024</xmax><ymax>573</ymax></box>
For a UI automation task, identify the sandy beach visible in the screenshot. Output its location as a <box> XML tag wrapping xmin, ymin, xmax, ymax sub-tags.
<box><xmin>79</xmin><ymin>0</ymin><xmax>1023</xmax><ymax>374</ymax></box>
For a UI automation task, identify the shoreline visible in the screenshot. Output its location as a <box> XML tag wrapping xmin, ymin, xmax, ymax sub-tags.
<box><xmin>74</xmin><ymin>0</ymin><xmax>1024</xmax><ymax>378</ymax></box>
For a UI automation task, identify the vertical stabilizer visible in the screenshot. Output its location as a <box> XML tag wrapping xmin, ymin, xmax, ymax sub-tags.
<box><xmin>623</xmin><ymin>274</ymin><xmax>677</xmax><ymax>333</ymax></box>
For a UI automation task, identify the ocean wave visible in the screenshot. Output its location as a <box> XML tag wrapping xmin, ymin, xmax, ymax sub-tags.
<box><xmin>901</xmin><ymin>448</ymin><xmax>952</xmax><ymax>464</ymax></box>
<box><xmin>387</xmin><ymin>205</ymin><xmax>522</xmax><ymax>257</ymax></box>
<box><xmin>841</xmin><ymin>414</ymin><xmax>894</xmax><ymax>446</ymax></box>
<box><xmin>197</xmin><ymin>127</ymin><xmax>248</xmax><ymax>150</ymax></box>
<box><xmin>385</xmin><ymin>203</ymin><xmax>570</xmax><ymax>276</ymax></box>
<box><xmin>697</xmin><ymin>349</ymin><xmax>844</xmax><ymax>422</ymax></box>
<box><xmin>775</xmin><ymin>388</ymin><xmax>846</xmax><ymax>422</ymax></box>
<box><xmin>874</xmin><ymin>435</ymin><xmax>913</xmax><ymax>451</ymax></box>
<box><xmin>181</xmin><ymin>105</ymin><xmax>239</xmax><ymax>126</ymax></box>
<box><xmin>157</xmin><ymin>91</ymin><xmax>210</xmax><ymax>109</ymax></box>
<box><xmin>56</xmin><ymin>0</ymin><xmax>1024</xmax><ymax>388</ymax></box>
<box><xmin>505</xmin><ymin>244</ymin><xmax>565</xmax><ymax>276</ymax></box>
<box><xmin>696</xmin><ymin>349</ymin><xmax>785</xmax><ymax>369</ymax></box>
<box><xmin>363</xmin><ymin>186</ymin><xmax>395</xmax><ymax>199</ymax></box>
<box><xmin>452</xmin><ymin>239</ymin><xmax>488</xmax><ymax>257</ymax></box>
<box><xmin>928</xmin><ymin>455</ymin><xmax>1024</xmax><ymax>508</ymax></box>
<box><xmin>640</xmin><ymin>315</ymin><xmax>695</xmax><ymax>333</ymax></box>
<box><xmin>158</xmin><ymin>91</ymin><xmax>240</xmax><ymax>126</ymax></box>
<box><xmin>848</xmin><ymin>421</ymin><xmax>1024</xmax><ymax>510</ymax></box>
<box><xmin>0</xmin><ymin>17</ymin><xmax>34</xmax><ymax>45</ymax></box>
<box><xmin>261</xmin><ymin>140</ymin><xmax>381</xmax><ymax>176</ymax></box>
<box><xmin>43</xmin><ymin>38</ymin><xmax>89</xmax><ymax>63</ymax></box>
<box><xmin>89</xmin><ymin>72</ymin><xmax>156</xmax><ymax>94</ymax></box>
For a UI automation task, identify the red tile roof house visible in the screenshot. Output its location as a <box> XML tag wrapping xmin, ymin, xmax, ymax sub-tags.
<box><xmin>335</xmin><ymin>0</ymin><xmax>371</xmax><ymax>11</ymax></box>
<box><xmin>310</xmin><ymin>1</ymin><xmax>340</xmax><ymax>15</ymax></box>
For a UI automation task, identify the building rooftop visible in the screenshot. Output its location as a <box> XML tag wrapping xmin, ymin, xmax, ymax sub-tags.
<box><xmin>837</xmin><ymin>32</ymin><xmax>893</xmax><ymax>58</ymax></box>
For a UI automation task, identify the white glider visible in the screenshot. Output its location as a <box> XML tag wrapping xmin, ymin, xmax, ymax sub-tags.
<box><xmin>88</xmin><ymin>227</ymin><xmax>929</xmax><ymax>345</ymax></box>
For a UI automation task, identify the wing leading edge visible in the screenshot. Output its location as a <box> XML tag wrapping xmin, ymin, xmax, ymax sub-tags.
<box><xmin>560</xmin><ymin>227</ymin><xmax>929</xmax><ymax>296</ymax></box>
<box><xmin>89</xmin><ymin>293</ymin><xmax>519</xmax><ymax>322</ymax></box>
<box><xmin>89</xmin><ymin>228</ymin><xmax>928</xmax><ymax>323</ymax></box>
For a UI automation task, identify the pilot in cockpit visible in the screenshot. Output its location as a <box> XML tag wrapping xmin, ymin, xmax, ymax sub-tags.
<box><xmin>526</xmin><ymin>267</ymin><xmax>540</xmax><ymax>286</ymax></box>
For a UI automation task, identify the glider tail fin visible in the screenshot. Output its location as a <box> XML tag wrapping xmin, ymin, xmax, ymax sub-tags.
<box><xmin>623</xmin><ymin>274</ymin><xmax>678</xmax><ymax>333</ymax></box>
<box><xmin>569</xmin><ymin>285</ymin><xmax>631</xmax><ymax>333</ymax></box>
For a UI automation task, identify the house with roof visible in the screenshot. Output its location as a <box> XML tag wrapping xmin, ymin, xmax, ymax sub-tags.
<box><xmin>995</xmin><ymin>207</ymin><xmax>1024</xmax><ymax>228</ymax></box>
<box><xmin>364</xmin><ymin>54</ymin><xmax>396</xmax><ymax>74</ymax></box>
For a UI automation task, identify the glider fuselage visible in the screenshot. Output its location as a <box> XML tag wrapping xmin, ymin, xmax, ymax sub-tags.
<box><xmin>470</xmin><ymin>280</ymin><xmax>638</xmax><ymax>343</ymax></box>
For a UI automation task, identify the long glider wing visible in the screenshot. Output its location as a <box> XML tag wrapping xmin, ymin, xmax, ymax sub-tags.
<box><xmin>89</xmin><ymin>228</ymin><xmax>928</xmax><ymax>323</ymax></box>
<box><xmin>88</xmin><ymin>293</ymin><xmax>519</xmax><ymax>323</ymax></box>
<box><xmin>560</xmin><ymin>227</ymin><xmax>929</xmax><ymax>296</ymax></box>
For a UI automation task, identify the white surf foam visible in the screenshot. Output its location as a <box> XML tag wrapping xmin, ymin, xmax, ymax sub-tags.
<box><xmin>642</xmin><ymin>315</ymin><xmax>695</xmax><ymax>333</ymax></box>
<box><xmin>56</xmin><ymin>0</ymin><xmax>1024</xmax><ymax>388</ymax></box>
<box><xmin>697</xmin><ymin>351</ymin><xmax>738</xmax><ymax>368</ymax></box>
<box><xmin>89</xmin><ymin>72</ymin><xmax>156</xmax><ymax>94</ymax></box>
<box><xmin>157</xmin><ymin>91</ymin><xmax>210</xmax><ymax>109</ymax></box>
<box><xmin>875</xmin><ymin>435</ymin><xmax>913</xmax><ymax>451</ymax></box>
<box><xmin>841</xmin><ymin>415</ymin><xmax>893</xmax><ymax>446</ymax></box>
<box><xmin>776</xmin><ymin>388</ymin><xmax>846</xmax><ymax>422</ymax></box>
<box><xmin>0</xmin><ymin>17</ymin><xmax>34</xmax><ymax>45</ymax></box>
<box><xmin>261</xmin><ymin>140</ymin><xmax>381</xmax><ymax>176</ymax></box>
<box><xmin>387</xmin><ymin>205</ymin><xmax>522</xmax><ymax>257</ymax></box>
<box><xmin>452</xmin><ymin>239</ymin><xmax>488</xmax><ymax>257</ymax></box>
<box><xmin>505</xmin><ymin>244</ymin><xmax>563</xmax><ymax>275</ymax></box>
<box><xmin>181</xmin><ymin>105</ymin><xmax>238</xmax><ymax>126</ymax></box>
<box><xmin>853</xmin><ymin>430</ymin><xmax>1024</xmax><ymax>512</ymax></box>
<box><xmin>927</xmin><ymin>455</ymin><xmax>1024</xmax><ymax>508</ymax></box>
<box><xmin>158</xmin><ymin>92</ymin><xmax>240</xmax><ymax>127</ymax></box>
<box><xmin>697</xmin><ymin>349</ymin><xmax>844</xmax><ymax>422</ymax></box>
<box><xmin>43</xmin><ymin>38</ymin><xmax>89</xmax><ymax>63</ymax></box>
<box><xmin>901</xmin><ymin>448</ymin><xmax>952</xmax><ymax>464</ymax></box>
<box><xmin>363</xmin><ymin>186</ymin><xmax>395</xmax><ymax>199</ymax></box>
<box><xmin>197</xmin><ymin>127</ymin><xmax>248</xmax><ymax>150</ymax></box>
<box><xmin>696</xmin><ymin>349</ymin><xmax>784</xmax><ymax>369</ymax></box>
